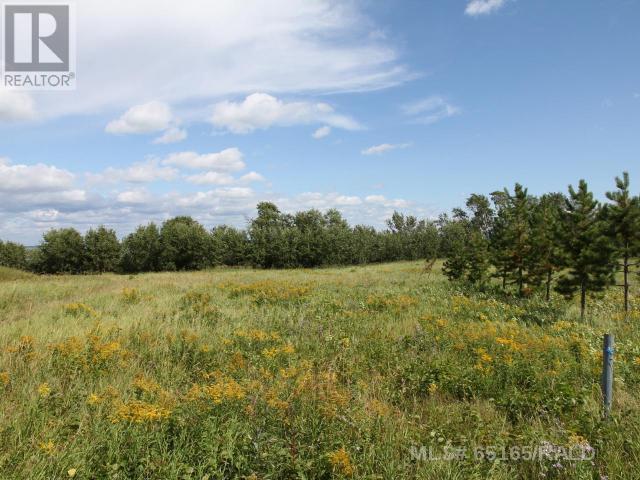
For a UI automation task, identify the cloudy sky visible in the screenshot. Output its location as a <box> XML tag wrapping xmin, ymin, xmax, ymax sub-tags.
<box><xmin>1</xmin><ymin>0</ymin><xmax>639</xmax><ymax>244</ymax></box>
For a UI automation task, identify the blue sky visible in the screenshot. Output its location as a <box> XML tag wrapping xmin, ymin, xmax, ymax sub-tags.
<box><xmin>1</xmin><ymin>0</ymin><xmax>639</xmax><ymax>244</ymax></box>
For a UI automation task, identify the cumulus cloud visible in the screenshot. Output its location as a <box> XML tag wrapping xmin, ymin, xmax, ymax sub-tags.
<box><xmin>0</xmin><ymin>181</ymin><xmax>430</xmax><ymax>244</ymax></box>
<box><xmin>238</xmin><ymin>172</ymin><xmax>266</xmax><ymax>184</ymax></box>
<box><xmin>312</xmin><ymin>126</ymin><xmax>332</xmax><ymax>139</ymax></box>
<box><xmin>0</xmin><ymin>88</ymin><xmax>36</xmax><ymax>122</ymax></box>
<box><xmin>153</xmin><ymin>127</ymin><xmax>187</xmax><ymax>144</ymax></box>
<box><xmin>0</xmin><ymin>159</ymin><xmax>75</xmax><ymax>193</ymax></box>
<box><xmin>361</xmin><ymin>143</ymin><xmax>411</xmax><ymax>155</ymax></box>
<box><xmin>116</xmin><ymin>189</ymin><xmax>153</xmax><ymax>205</ymax></box>
<box><xmin>87</xmin><ymin>159</ymin><xmax>178</xmax><ymax>184</ymax></box>
<box><xmin>365</xmin><ymin>194</ymin><xmax>410</xmax><ymax>209</ymax></box>
<box><xmin>210</xmin><ymin>93</ymin><xmax>361</xmax><ymax>134</ymax></box>
<box><xmin>106</xmin><ymin>101</ymin><xmax>173</xmax><ymax>134</ymax></box>
<box><xmin>185</xmin><ymin>172</ymin><xmax>236</xmax><ymax>186</ymax></box>
<box><xmin>465</xmin><ymin>0</ymin><xmax>507</xmax><ymax>16</ymax></box>
<box><xmin>402</xmin><ymin>96</ymin><xmax>460</xmax><ymax>124</ymax></box>
<box><xmin>185</xmin><ymin>169</ymin><xmax>267</xmax><ymax>186</ymax></box>
<box><xmin>162</xmin><ymin>148</ymin><xmax>245</xmax><ymax>172</ymax></box>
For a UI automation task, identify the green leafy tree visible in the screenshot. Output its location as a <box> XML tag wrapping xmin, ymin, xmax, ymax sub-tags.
<box><xmin>556</xmin><ymin>180</ymin><xmax>616</xmax><ymax>320</ymax></box>
<box><xmin>210</xmin><ymin>226</ymin><xmax>249</xmax><ymax>266</ymax></box>
<box><xmin>119</xmin><ymin>223</ymin><xmax>162</xmax><ymax>273</ymax></box>
<box><xmin>35</xmin><ymin>228</ymin><xmax>86</xmax><ymax>274</ymax></box>
<box><xmin>248</xmin><ymin>202</ymin><xmax>297</xmax><ymax>268</ymax></box>
<box><xmin>0</xmin><ymin>240</ymin><xmax>28</xmax><ymax>270</ymax></box>
<box><xmin>323</xmin><ymin>209</ymin><xmax>353</xmax><ymax>265</ymax></box>
<box><xmin>160</xmin><ymin>217</ymin><xmax>214</xmax><ymax>271</ymax></box>
<box><xmin>604</xmin><ymin>172</ymin><xmax>640</xmax><ymax>314</ymax></box>
<box><xmin>84</xmin><ymin>226</ymin><xmax>121</xmax><ymax>273</ymax></box>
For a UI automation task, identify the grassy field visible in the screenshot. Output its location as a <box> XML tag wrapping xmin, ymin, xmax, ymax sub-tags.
<box><xmin>1</xmin><ymin>261</ymin><xmax>639</xmax><ymax>479</ymax></box>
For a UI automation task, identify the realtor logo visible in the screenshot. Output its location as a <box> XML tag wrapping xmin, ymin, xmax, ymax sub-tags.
<box><xmin>2</xmin><ymin>3</ymin><xmax>76</xmax><ymax>90</ymax></box>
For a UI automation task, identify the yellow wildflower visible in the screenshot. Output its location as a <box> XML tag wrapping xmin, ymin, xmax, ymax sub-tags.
<box><xmin>328</xmin><ymin>447</ymin><xmax>354</xmax><ymax>476</ymax></box>
<box><xmin>87</xmin><ymin>393</ymin><xmax>102</xmax><ymax>405</ymax></box>
<box><xmin>133</xmin><ymin>375</ymin><xmax>160</xmax><ymax>394</ymax></box>
<box><xmin>39</xmin><ymin>440</ymin><xmax>55</xmax><ymax>455</ymax></box>
<box><xmin>68</xmin><ymin>468</ymin><xmax>77</xmax><ymax>477</ymax></box>
<box><xmin>428</xmin><ymin>383</ymin><xmax>438</xmax><ymax>395</ymax></box>
<box><xmin>0</xmin><ymin>371</ymin><xmax>9</xmax><ymax>386</ymax></box>
<box><xmin>38</xmin><ymin>383</ymin><xmax>52</xmax><ymax>398</ymax></box>
<box><xmin>202</xmin><ymin>376</ymin><xmax>246</xmax><ymax>404</ymax></box>
<box><xmin>111</xmin><ymin>400</ymin><xmax>171</xmax><ymax>423</ymax></box>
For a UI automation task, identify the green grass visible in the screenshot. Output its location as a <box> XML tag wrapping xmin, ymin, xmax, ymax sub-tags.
<box><xmin>0</xmin><ymin>266</ymin><xmax>35</xmax><ymax>282</ymax></box>
<box><xmin>1</xmin><ymin>261</ymin><xmax>639</xmax><ymax>479</ymax></box>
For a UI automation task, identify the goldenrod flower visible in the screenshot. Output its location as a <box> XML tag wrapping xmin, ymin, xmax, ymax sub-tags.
<box><xmin>328</xmin><ymin>447</ymin><xmax>354</xmax><ymax>476</ymax></box>
<box><xmin>38</xmin><ymin>383</ymin><xmax>52</xmax><ymax>398</ymax></box>
<box><xmin>39</xmin><ymin>440</ymin><xmax>55</xmax><ymax>455</ymax></box>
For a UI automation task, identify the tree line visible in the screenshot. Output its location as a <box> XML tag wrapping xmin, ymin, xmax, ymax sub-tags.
<box><xmin>1</xmin><ymin>172</ymin><xmax>638</xmax><ymax>318</ymax></box>
<box><xmin>0</xmin><ymin>202</ymin><xmax>439</xmax><ymax>274</ymax></box>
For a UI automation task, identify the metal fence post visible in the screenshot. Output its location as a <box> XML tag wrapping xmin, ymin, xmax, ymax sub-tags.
<box><xmin>602</xmin><ymin>334</ymin><xmax>614</xmax><ymax>417</ymax></box>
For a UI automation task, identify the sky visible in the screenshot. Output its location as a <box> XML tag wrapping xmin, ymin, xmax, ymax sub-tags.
<box><xmin>1</xmin><ymin>0</ymin><xmax>639</xmax><ymax>244</ymax></box>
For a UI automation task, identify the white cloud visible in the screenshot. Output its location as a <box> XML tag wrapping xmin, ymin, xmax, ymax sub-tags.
<box><xmin>117</xmin><ymin>189</ymin><xmax>152</xmax><ymax>204</ymax></box>
<box><xmin>185</xmin><ymin>170</ymin><xmax>266</xmax><ymax>186</ymax></box>
<box><xmin>29</xmin><ymin>0</ymin><xmax>409</xmax><ymax>120</ymax></box>
<box><xmin>106</xmin><ymin>101</ymin><xmax>173</xmax><ymax>134</ymax></box>
<box><xmin>162</xmin><ymin>148</ymin><xmax>245</xmax><ymax>172</ymax></box>
<box><xmin>0</xmin><ymin>160</ymin><xmax>75</xmax><ymax>193</ymax></box>
<box><xmin>0</xmin><ymin>87</ymin><xmax>36</xmax><ymax>121</ymax></box>
<box><xmin>465</xmin><ymin>0</ymin><xmax>507</xmax><ymax>16</ymax></box>
<box><xmin>87</xmin><ymin>159</ymin><xmax>178</xmax><ymax>184</ymax></box>
<box><xmin>153</xmin><ymin>127</ymin><xmax>187</xmax><ymax>144</ymax></box>
<box><xmin>365</xmin><ymin>194</ymin><xmax>410</xmax><ymax>209</ymax></box>
<box><xmin>0</xmin><ymin>181</ymin><xmax>431</xmax><ymax>244</ymax></box>
<box><xmin>238</xmin><ymin>171</ymin><xmax>266</xmax><ymax>184</ymax></box>
<box><xmin>185</xmin><ymin>172</ymin><xmax>235</xmax><ymax>186</ymax></box>
<box><xmin>361</xmin><ymin>143</ymin><xmax>411</xmax><ymax>155</ymax></box>
<box><xmin>402</xmin><ymin>96</ymin><xmax>460</xmax><ymax>125</ymax></box>
<box><xmin>210</xmin><ymin>93</ymin><xmax>360</xmax><ymax>134</ymax></box>
<box><xmin>312</xmin><ymin>126</ymin><xmax>332</xmax><ymax>139</ymax></box>
<box><xmin>634</xmin><ymin>93</ymin><xmax>640</xmax><ymax>99</ymax></box>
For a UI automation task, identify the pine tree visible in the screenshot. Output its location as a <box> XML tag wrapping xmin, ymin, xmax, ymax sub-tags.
<box><xmin>442</xmin><ymin>196</ymin><xmax>492</xmax><ymax>286</ymax></box>
<box><xmin>489</xmin><ymin>190</ymin><xmax>511</xmax><ymax>290</ymax></box>
<box><xmin>527</xmin><ymin>193</ymin><xmax>565</xmax><ymax>301</ymax></box>
<box><xmin>604</xmin><ymin>172</ymin><xmax>640</xmax><ymax>314</ymax></box>
<box><xmin>556</xmin><ymin>180</ymin><xmax>616</xmax><ymax>321</ymax></box>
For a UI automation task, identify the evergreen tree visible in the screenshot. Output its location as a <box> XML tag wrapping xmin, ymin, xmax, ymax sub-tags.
<box><xmin>527</xmin><ymin>193</ymin><xmax>565</xmax><ymax>301</ymax></box>
<box><xmin>442</xmin><ymin>196</ymin><xmax>491</xmax><ymax>286</ymax></box>
<box><xmin>84</xmin><ymin>226</ymin><xmax>121</xmax><ymax>273</ymax></box>
<box><xmin>556</xmin><ymin>180</ymin><xmax>616</xmax><ymax>320</ymax></box>
<box><xmin>504</xmin><ymin>184</ymin><xmax>535</xmax><ymax>296</ymax></box>
<box><xmin>604</xmin><ymin>172</ymin><xmax>640</xmax><ymax>314</ymax></box>
<box><xmin>489</xmin><ymin>190</ymin><xmax>511</xmax><ymax>290</ymax></box>
<box><xmin>441</xmin><ymin>218</ymin><xmax>469</xmax><ymax>281</ymax></box>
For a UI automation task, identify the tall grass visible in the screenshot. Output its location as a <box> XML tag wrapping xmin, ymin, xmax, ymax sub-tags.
<box><xmin>0</xmin><ymin>262</ymin><xmax>638</xmax><ymax>479</ymax></box>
